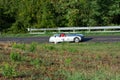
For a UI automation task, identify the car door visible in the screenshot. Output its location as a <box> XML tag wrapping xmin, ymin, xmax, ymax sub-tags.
<box><xmin>59</xmin><ymin>36</ymin><xmax>65</xmax><ymax>42</ymax></box>
<box><xmin>54</xmin><ymin>35</ymin><xmax>65</xmax><ymax>42</ymax></box>
<box><xmin>64</xmin><ymin>35</ymin><xmax>73</xmax><ymax>42</ymax></box>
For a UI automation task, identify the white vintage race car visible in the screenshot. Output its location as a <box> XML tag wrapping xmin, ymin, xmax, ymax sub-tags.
<box><xmin>49</xmin><ymin>33</ymin><xmax>84</xmax><ymax>43</ymax></box>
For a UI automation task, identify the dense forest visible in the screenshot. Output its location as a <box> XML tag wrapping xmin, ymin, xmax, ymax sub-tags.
<box><xmin>0</xmin><ymin>0</ymin><xmax>120</xmax><ymax>33</ymax></box>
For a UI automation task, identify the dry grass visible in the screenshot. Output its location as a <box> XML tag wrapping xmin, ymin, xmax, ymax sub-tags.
<box><xmin>0</xmin><ymin>42</ymin><xmax>120</xmax><ymax>80</ymax></box>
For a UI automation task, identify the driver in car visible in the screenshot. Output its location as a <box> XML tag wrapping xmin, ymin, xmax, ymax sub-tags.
<box><xmin>60</xmin><ymin>33</ymin><xmax>65</xmax><ymax>37</ymax></box>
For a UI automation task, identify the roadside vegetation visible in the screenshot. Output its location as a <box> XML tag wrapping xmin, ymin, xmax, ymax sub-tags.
<box><xmin>0</xmin><ymin>42</ymin><xmax>119</xmax><ymax>80</ymax></box>
<box><xmin>0</xmin><ymin>0</ymin><xmax>120</xmax><ymax>33</ymax></box>
<box><xmin>1</xmin><ymin>32</ymin><xmax>120</xmax><ymax>38</ymax></box>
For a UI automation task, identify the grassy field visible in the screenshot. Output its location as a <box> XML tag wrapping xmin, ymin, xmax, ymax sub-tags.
<box><xmin>0</xmin><ymin>42</ymin><xmax>120</xmax><ymax>80</ymax></box>
<box><xmin>1</xmin><ymin>32</ymin><xmax>120</xmax><ymax>38</ymax></box>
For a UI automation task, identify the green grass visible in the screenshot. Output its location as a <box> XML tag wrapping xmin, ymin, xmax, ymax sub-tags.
<box><xmin>10</xmin><ymin>52</ymin><xmax>22</xmax><ymax>62</ymax></box>
<box><xmin>0</xmin><ymin>42</ymin><xmax>120</xmax><ymax>79</ymax></box>
<box><xmin>84</xmin><ymin>32</ymin><xmax>120</xmax><ymax>36</ymax></box>
<box><xmin>0</xmin><ymin>33</ymin><xmax>52</xmax><ymax>38</ymax></box>
<box><xmin>0</xmin><ymin>32</ymin><xmax>120</xmax><ymax>38</ymax></box>
<box><xmin>1</xmin><ymin>63</ymin><xmax>18</xmax><ymax>78</ymax></box>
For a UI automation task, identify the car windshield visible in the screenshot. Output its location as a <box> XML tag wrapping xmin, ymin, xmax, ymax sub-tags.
<box><xmin>66</xmin><ymin>34</ymin><xmax>83</xmax><ymax>37</ymax></box>
<box><xmin>66</xmin><ymin>34</ymin><xmax>76</xmax><ymax>36</ymax></box>
<box><xmin>53</xmin><ymin>34</ymin><xmax>60</xmax><ymax>37</ymax></box>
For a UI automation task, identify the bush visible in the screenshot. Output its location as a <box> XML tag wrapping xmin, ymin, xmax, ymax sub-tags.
<box><xmin>12</xmin><ymin>43</ymin><xmax>26</xmax><ymax>51</ymax></box>
<box><xmin>30</xmin><ymin>58</ymin><xmax>42</xmax><ymax>68</ymax></box>
<box><xmin>10</xmin><ymin>52</ymin><xmax>21</xmax><ymax>61</ymax></box>
<box><xmin>29</xmin><ymin>42</ymin><xmax>37</xmax><ymax>52</ymax></box>
<box><xmin>1</xmin><ymin>63</ymin><xmax>17</xmax><ymax>78</ymax></box>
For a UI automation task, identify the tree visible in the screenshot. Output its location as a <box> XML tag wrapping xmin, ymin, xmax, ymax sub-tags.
<box><xmin>40</xmin><ymin>0</ymin><xmax>56</xmax><ymax>28</ymax></box>
<box><xmin>0</xmin><ymin>0</ymin><xmax>16</xmax><ymax>32</ymax></box>
<box><xmin>96</xmin><ymin>0</ymin><xmax>114</xmax><ymax>26</ymax></box>
<box><xmin>109</xmin><ymin>0</ymin><xmax>120</xmax><ymax>25</ymax></box>
<box><xmin>0</xmin><ymin>0</ymin><xmax>120</xmax><ymax>33</ymax></box>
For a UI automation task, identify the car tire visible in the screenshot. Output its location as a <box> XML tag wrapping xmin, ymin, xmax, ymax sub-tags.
<box><xmin>74</xmin><ymin>37</ymin><xmax>80</xmax><ymax>43</ymax></box>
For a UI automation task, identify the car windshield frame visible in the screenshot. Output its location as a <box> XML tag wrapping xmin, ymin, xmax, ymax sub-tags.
<box><xmin>53</xmin><ymin>34</ymin><xmax>60</xmax><ymax>37</ymax></box>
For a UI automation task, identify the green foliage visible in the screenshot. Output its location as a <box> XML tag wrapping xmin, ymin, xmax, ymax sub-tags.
<box><xmin>1</xmin><ymin>63</ymin><xmax>17</xmax><ymax>78</ymax></box>
<box><xmin>43</xmin><ymin>44</ymin><xmax>57</xmax><ymax>51</ymax></box>
<box><xmin>29</xmin><ymin>42</ymin><xmax>37</xmax><ymax>52</ymax></box>
<box><xmin>65</xmin><ymin>58</ymin><xmax>72</xmax><ymax>65</ymax></box>
<box><xmin>47</xmin><ymin>45</ymin><xmax>57</xmax><ymax>51</ymax></box>
<box><xmin>68</xmin><ymin>47</ymin><xmax>77</xmax><ymax>53</ymax></box>
<box><xmin>66</xmin><ymin>72</ymin><xmax>87</xmax><ymax>80</ymax></box>
<box><xmin>12</xmin><ymin>43</ymin><xmax>26</xmax><ymax>50</ymax></box>
<box><xmin>0</xmin><ymin>0</ymin><xmax>120</xmax><ymax>33</ymax></box>
<box><xmin>30</xmin><ymin>58</ymin><xmax>42</xmax><ymax>68</ymax></box>
<box><xmin>10</xmin><ymin>52</ymin><xmax>21</xmax><ymax>61</ymax></box>
<box><xmin>90</xmin><ymin>69</ymin><xmax>120</xmax><ymax>80</ymax></box>
<box><xmin>0</xmin><ymin>42</ymin><xmax>120</xmax><ymax>79</ymax></box>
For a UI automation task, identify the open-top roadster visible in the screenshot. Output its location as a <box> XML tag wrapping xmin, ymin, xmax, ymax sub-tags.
<box><xmin>49</xmin><ymin>33</ymin><xmax>84</xmax><ymax>43</ymax></box>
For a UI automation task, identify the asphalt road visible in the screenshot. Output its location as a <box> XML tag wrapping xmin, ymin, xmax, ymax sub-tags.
<box><xmin>0</xmin><ymin>36</ymin><xmax>120</xmax><ymax>43</ymax></box>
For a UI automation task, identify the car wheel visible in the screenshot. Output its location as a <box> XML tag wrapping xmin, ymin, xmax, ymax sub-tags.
<box><xmin>74</xmin><ymin>37</ymin><xmax>80</xmax><ymax>43</ymax></box>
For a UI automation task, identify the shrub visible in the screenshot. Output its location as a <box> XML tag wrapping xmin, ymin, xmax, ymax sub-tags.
<box><xmin>10</xmin><ymin>52</ymin><xmax>21</xmax><ymax>61</ymax></box>
<box><xmin>30</xmin><ymin>58</ymin><xmax>42</xmax><ymax>68</ymax></box>
<box><xmin>12</xmin><ymin>43</ymin><xmax>26</xmax><ymax>50</ymax></box>
<box><xmin>44</xmin><ymin>45</ymin><xmax>57</xmax><ymax>51</ymax></box>
<box><xmin>29</xmin><ymin>42</ymin><xmax>37</xmax><ymax>52</ymax></box>
<box><xmin>1</xmin><ymin>63</ymin><xmax>17</xmax><ymax>78</ymax></box>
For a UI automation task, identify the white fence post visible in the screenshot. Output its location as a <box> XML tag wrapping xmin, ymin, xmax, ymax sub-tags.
<box><xmin>58</xmin><ymin>28</ymin><xmax>60</xmax><ymax>33</ymax></box>
<box><xmin>27</xmin><ymin>28</ymin><xmax>30</xmax><ymax>33</ymax></box>
<box><xmin>73</xmin><ymin>27</ymin><xmax>75</xmax><ymax>33</ymax></box>
<box><xmin>88</xmin><ymin>27</ymin><xmax>91</xmax><ymax>32</ymax></box>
